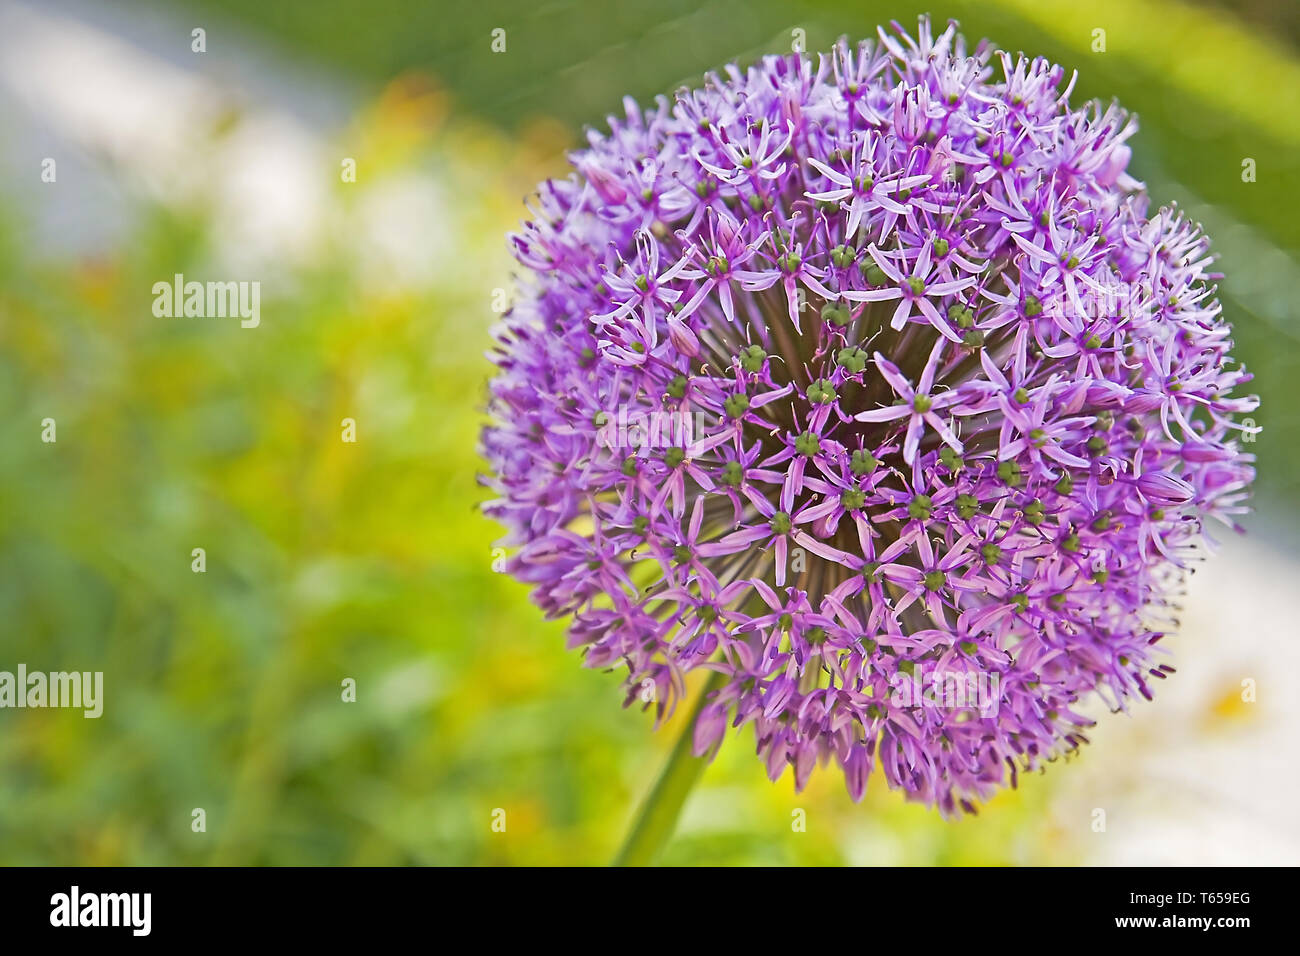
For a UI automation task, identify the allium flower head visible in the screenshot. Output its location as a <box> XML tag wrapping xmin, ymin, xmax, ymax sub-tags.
<box><xmin>482</xmin><ymin>17</ymin><xmax>1258</xmax><ymax>814</ymax></box>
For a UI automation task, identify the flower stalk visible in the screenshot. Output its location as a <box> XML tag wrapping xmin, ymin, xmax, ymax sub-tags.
<box><xmin>614</xmin><ymin>669</ymin><xmax>728</xmax><ymax>866</ymax></box>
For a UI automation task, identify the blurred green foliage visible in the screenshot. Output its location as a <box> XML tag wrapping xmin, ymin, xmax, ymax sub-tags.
<box><xmin>1</xmin><ymin>0</ymin><xmax>1294</xmax><ymax>864</ymax></box>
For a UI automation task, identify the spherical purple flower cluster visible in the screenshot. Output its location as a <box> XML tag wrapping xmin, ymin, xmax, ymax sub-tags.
<box><xmin>481</xmin><ymin>18</ymin><xmax>1258</xmax><ymax>814</ymax></box>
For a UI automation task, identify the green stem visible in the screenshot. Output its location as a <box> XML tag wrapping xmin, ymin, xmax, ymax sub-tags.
<box><xmin>613</xmin><ymin>669</ymin><xmax>728</xmax><ymax>867</ymax></box>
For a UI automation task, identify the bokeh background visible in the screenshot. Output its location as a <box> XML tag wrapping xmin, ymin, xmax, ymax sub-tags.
<box><xmin>1</xmin><ymin>0</ymin><xmax>1297</xmax><ymax>865</ymax></box>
